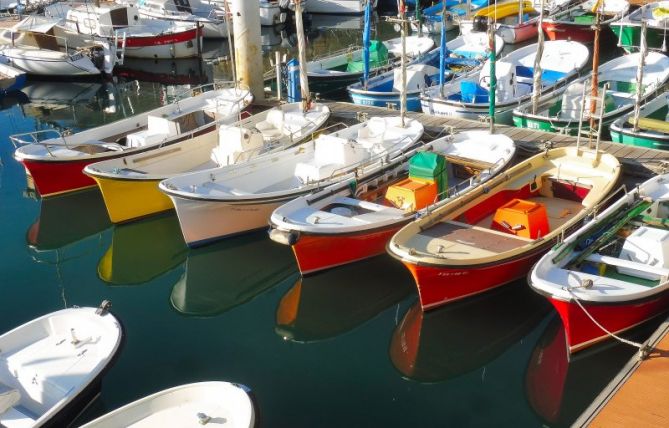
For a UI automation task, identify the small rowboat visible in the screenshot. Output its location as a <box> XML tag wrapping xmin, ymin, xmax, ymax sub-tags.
<box><xmin>0</xmin><ymin>303</ymin><xmax>122</xmax><ymax>428</ymax></box>
<box><xmin>610</xmin><ymin>90</ymin><xmax>669</xmax><ymax>150</ymax></box>
<box><xmin>542</xmin><ymin>0</ymin><xmax>629</xmax><ymax>43</ymax></box>
<box><xmin>459</xmin><ymin>0</ymin><xmax>540</xmax><ymax>44</ymax></box>
<box><xmin>79</xmin><ymin>382</ymin><xmax>255</xmax><ymax>427</ymax></box>
<box><xmin>530</xmin><ymin>174</ymin><xmax>669</xmax><ymax>353</ymax></box>
<box><xmin>269</xmin><ymin>130</ymin><xmax>515</xmax><ymax>275</ymax></box>
<box><xmin>388</xmin><ymin>146</ymin><xmax>621</xmax><ymax>311</ymax></box>
<box><xmin>611</xmin><ymin>1</ymin><xmax>669</xmax><ymax>54</ymax></box>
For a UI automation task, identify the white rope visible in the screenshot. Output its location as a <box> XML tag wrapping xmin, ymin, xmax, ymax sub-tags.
<box><xmin>565</xmin><ymin>288</ymin><xmax>647</xmax><ymax>352</ymax></box>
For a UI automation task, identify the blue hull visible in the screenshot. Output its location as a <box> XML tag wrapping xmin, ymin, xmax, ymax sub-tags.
<box><xmin>350</xmin><ymin>91</ymin><xmax>422</xmax><ymax>111</ymax></box>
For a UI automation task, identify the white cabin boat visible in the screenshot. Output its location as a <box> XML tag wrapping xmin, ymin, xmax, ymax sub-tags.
<box><xmin>308</xmin><ymin>0</ymin><xmax>377</xmax><ymax>14</ymax></box>
<box><xmin>125</xmin><ymin>0</ymin><xmax>230</xmax><ymax>39</ymax></box>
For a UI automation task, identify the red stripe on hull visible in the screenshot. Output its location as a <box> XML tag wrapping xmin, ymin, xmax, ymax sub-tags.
<box><xmin>121</xmin><ymin>28</ymin><xmax>199</xmax><ymax>48</ymax></box>
<box><xmin>542</xmin><ymin>22</ymin><xmax>614</xmax><ymax>44</ymax></box>
<box><xmin>404</xmin><ymin>252</ymin><xmax>543</xmax><ymax>310</ymax></box>
<box><xmin>293</xmin><ymin>225</ymin><xmax>404</xmax><ymax>274</ymax></box>
<box><xmin>549</xmin><ymin>293</ymin><xmax>669</xmax><ymax>353</ymax></box>
<box><xmin>19</xmin><ymin>158</ymin><xmax>100</xmax><ymax>197</ymax></box>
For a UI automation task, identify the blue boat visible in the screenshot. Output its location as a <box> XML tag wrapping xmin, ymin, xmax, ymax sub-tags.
<box><xmin>418</xmin><ymin>0</ymin><xmax>490</xmax><ymax>33</ymax></box>
<box><xmin>347</xmin><ymin>32</ymin><xmax>504</xmax><ymax>111</ymax></box>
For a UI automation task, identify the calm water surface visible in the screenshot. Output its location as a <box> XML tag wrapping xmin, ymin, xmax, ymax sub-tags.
<box><xmin>0</xmin><ymin>15</ymin><xmax>656</xmax><ymax>427</ymax></box>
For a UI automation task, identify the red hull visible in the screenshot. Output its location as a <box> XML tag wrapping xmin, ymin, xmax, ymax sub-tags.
<box><xmin>18</xmin><ymin>157</ymin><xmax>103</xmax><ymax>197</ymax></box>
<box><xmin>549</xmin><ymin>292</ymin><xmax>669</xmax><ymax>353</ymax></box>
<box><xmin>542</xmin><ymin>21</ymin><xmax>614</xmax><ymax>44</ymax></box>
<box><xmin>122</xmin><ymin>28</ymin><xmax>200</xmax><ymax>48</ymax></box>
<box><xmin>403</xmin><ymin>250</ymin><xmax>544</xmax><ymax>310</ymax></box>
<box><xmin>293</xmin><ymin>224</ymin><xmax>406</xmax><ymax>274</ymax></box>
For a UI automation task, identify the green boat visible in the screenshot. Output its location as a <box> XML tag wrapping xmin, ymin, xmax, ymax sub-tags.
<box><xmin>610</xmin><ymin>2</ymin><xmax>669</xmax><ymax>53</ymax></box>
<box><xmin>512</xmin><ymin>52</ymin><xmax>669</xmax><ymax>136</ymax></box>
<box><xmin>610</xmin><ymin>91</ymin><xmax>669</xmax><ymax>149</ymax></box>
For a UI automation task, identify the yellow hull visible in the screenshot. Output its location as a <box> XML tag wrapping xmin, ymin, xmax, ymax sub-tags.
<box><xmin>475</xmin><ymin>0</ymin><xmax>535</xmax><ymax>18</ymax></box>
<box><xmin>92</xmin><ymin>176</ymin><xmax>173</xmax><ymax>223</ymax></box>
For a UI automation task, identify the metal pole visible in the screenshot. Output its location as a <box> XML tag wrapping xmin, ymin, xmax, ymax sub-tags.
<box><xmin>633</xmin><ymin>22</ymin><xmax>647</xmax><ymax>131</ymax></box>
<box><xmin>294</xmin><ymin>0</ymin><xmax>311</xmax><ymax>112</ymax></box>
<box><xmin>400</xmin><ymin>0</ymin><xmax>407</xmax><ymax>127</ymax></box>
<box><xmin>488</xmin><ymin>17</ymin><xmax>496</xmax><ymax>133</ymax></box>
<box><xmin>589</xmin><ymin>5</ymin><xmax>602</xmax><ymax>136</ymax></box>
<box><xmin>222</xmin><ymin>0</ymin><xmax>236</xmax><ymax>84</ymax></box>
<box><xmin>231</xmin><ymin>0</ymin><xmax>264</xmax><ymax>100</ymax></box>
<box><xmin>439</xmin><ymin>0</ymin><xmax>447</xmax><ymax>98</ymax></box>
<box><xmin>275</xmin><ymin>51</ymin><xmax>282</xmax><ymax>101</ymax></box>
<box><xmin>531</xmin><ymin>0</ymin><xmax>545</xmax><ymax>115</ymax></box>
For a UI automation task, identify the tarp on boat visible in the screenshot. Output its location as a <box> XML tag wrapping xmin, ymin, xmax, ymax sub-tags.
<box><xmin>347</xmin><ymin>40</ymin><xmax>388</xmax><ymax>73</ymax></box>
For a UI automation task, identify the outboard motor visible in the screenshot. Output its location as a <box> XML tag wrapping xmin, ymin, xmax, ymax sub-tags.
<box><xmin>472</xmin><ymin>15</ymin><xmax>488</xmax><ymax>33</ymax></box>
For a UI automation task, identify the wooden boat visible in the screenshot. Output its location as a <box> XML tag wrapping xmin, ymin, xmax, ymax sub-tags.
<box><xmin>160</xmin><ymin>116</ymin><xmax>424</xmax><ymax>247</ymax></box>
<box><xmin>459</xmin><ymin>0</ymin><xmax>540</xmax><ymax>44</ymax></box>
<box><xmin>306</xmin><ymin>36</ymin><xmax>434</xmax><ymax>98</ymax></box>
<box><xmin>542</xmin><ymin>0</ymin><xmax>629</xmax><ymax>43</ymax></box>
<box><xmin>610</xmin><ymin>90</ymin><xmax>669</xmax><ymax>149</ymax></box>
<box><xmin>308</xmin><ymin>0</ymin><xmax>377</xmax><ymax>14</ymax></box>
<box><xmin>79</xmin><ymin>382</ymin><xmax>255</xmax><ymax>428</ymax></box>
<box><xmin>269</xmin><ymin>130</ymin><xmax>515</xmax><ymax>275</ymax></box>
<box><xmin>11</xmin><ymin>83</ymin><xmax>252</xmax><ymax>198</ymax></box>
<box><xmin>84</xmin><ymin>102</ymin><xmax>329</xmax><ymax>223</ymax></box>
<box><xmin>611</xmin><ymin>1</ymin><xmax>669</xmax><ymax>53</ymax></box>
<box><xmin>46</xmin><ymin>2</ymin><xmax>203</xmax><ymax>60</ymax></box>
<box><xmin>529</xmin><ymin>173</ymin><xmax>669</xmax><ymax>353</ymax></box>
<box><xmin>275</xmin><ymin>256</ymin><xmax>412</xmax><ymax>342</ymax></box>
<box><xmin>0</xmin><ymin>16</ymin><xmax>104</xmax><ymax>77</ymax></box>
<box><xmin>172</xmin><ymin>230</ymin><xmax>296</xmax><ymax>317</ymax></box>
<box><xmin>421</xmin><ymin>40</ymin><xmax>589</xmax><ymax>124</ymax></box>
<box><xmin>0</xmin><ymin>304</ymin><xmax>122</xmax><ymax>428</ymax></box>
<box><xmin>347</xmin><ymin>33</ymin><xmax>504</xmax><ymax>111</ymax></box>
<box><xmin>0</xmin><ymin>60</ymin><xmax>25</xmax><ymax>94</ymax></box>
<box><xmin>413</xmin><ymin>0</ymin><xmax>489</xmax><ymax>34</ymax></box>
<box><xmin>390</xmin><ymin>284</ymin><xmax>548</xmax><ymax>382</ymax></box>
<box><xmin>512</xmin><ymin>52</ymin><xmax>669</xmax><ymax>135</ymax></box>
<box><xmin>387</xmin><ymin>146</ymin><xmax>621</xmax><ymax>310</ymax></box>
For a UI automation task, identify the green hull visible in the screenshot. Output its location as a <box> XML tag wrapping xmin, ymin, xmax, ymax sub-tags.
<box><xmin>610</xmin><ymin>128</ymin><xmax>669</xmax><ymax>150</ymax></box>
<box><xmin>512</xmin><ymin>115</ymin><xmax>557</xmax><ymax>132</ymax></box>
<box><xmin>611</xmin><ymin>25</ymin><xmax>669</xmax><ymax>53</ymax></box>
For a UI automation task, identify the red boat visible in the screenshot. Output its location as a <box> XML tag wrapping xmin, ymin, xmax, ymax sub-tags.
<box><xmin>530</xmin><ymin>174</ymin><xmax>669</xmax><ymax>353</ymax></box>
<box><xmin>542</xmin><ymin>0</ymin><xmax>629</xmax><ymax>43</ymax></box>
<box><xmin>388</xmin><ymin>147</ymin><xmax>621</xmax><ymax>310</ymax></box>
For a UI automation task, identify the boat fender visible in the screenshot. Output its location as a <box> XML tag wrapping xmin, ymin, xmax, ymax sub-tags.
<box><xmin>96</xmin><ymin>300</ymin><xmax>112</xmax><ymax>316</ymax></box>
<box><xmin>269</xmin><ymin>228</ymin><xmax>299</xmax><ymax>246</ymax></box>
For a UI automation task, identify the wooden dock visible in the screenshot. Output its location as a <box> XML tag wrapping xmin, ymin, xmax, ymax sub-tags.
<box><xmin>575</xmin><ymin>316</ymin><xmax>669</xmax><ymax>427</ymax></box>
<box><xmin>324</xmin><ymin>102</ymin><xmax>669</xmax><ymax>179</ymax></box>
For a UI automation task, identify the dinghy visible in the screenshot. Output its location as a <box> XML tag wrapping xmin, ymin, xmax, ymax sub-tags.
<box><xmin>512</xmin><ymin>52</ymin><xmax>669</xmax><ymax>135</ymax></box>
<box><xmin>611</xmin><ymin>1</ymin><xmax>669</xmax><ymax>54</ymax></box>
<box><xmin>0</xmin><ymin>60</ymin><xmax>25</xmax><ymax>94</ymax></box>
<box><xmin>460</xmin><ymin>0</ymin><xmax>540</xmax><ymax>44</ymax></box>
<box><xmin>0</xmin><ymin>303</ymin><xmax>122</xmax><ymax>428</ymax></box>
<box><xmin>421</xmin><ymin>40</ymin><xmax>589</xmax><ymax>124</ymax></box>
<box><xmin>84</xmin><ymin>102</ymin><xmax>330</xmax><ymax>223</ymax></box>
<box><xmin>387</xmin><ymin>146</ymin><xmax>621</xmax><ymax>310</ymax></box>
<box><xmin>306</xmin><ymin>36</ymin><xmax>434</xmax><ymax>97</ymax></box>
<box><xmin>11</xmin><ymin>83</ymin><xmax>252</xmax><ymax>198</ymax></box>
<box><xmin>269</xmin><ymin>130</ymin><xmax>514</xmax><ymax>275</ymax></box>
<box><xmin>160</xmin><ymin>116</ymin><xmax>424</xmax><ymax>247</ymax></box>
<box><xmin>542</xmin><ymin>0</ymin><xmax>629</xmax><ymax>43</ymax></box>
<box><xmin>610</xmin><ymin>91</ymin><xmax>669</xmax><ymax>149</ymax></box>
<box><xmin>348</xmin><ymin>33</ymin><xmax>504</xmax><ymax>111</ymax></box>
<box><xmin>530</xmin><ymin>173</ymin><xmax>669</xmax><ymax>353</ymax></box>
<box><xmin>79</xmin><ymin>382</ymin><xmax>255</xmax><ymax>427</ymax></box>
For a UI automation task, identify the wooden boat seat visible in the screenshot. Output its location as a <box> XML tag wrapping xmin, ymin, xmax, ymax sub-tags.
<box><xmin>628</xmin><ymin>117</ymin><xmax>669</xmax><ymax>133</ymax></box>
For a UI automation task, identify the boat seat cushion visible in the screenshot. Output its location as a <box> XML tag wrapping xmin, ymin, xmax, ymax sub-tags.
<box><xmin>212</xmin><ymin>126</ymin><xmax>264</xmax><ymax>166</ymax></box>
<box><xmin>126</xmin><ymin>115</ymin><xmax>180</xmax><ymax>148</ymax></box>
<box><xmin>294</xmin><ymin>135</ymin><xmax>368</xmax><ymax>183</ymax></box>
<box><xmin>255</xmin><ymin>109</ymin><xmax>285</xmax><ymax>139</ymax></box>
<box><xmin>0</xmin><ymin>383</ymin><xmax>21</xmax><ymax>415</ymax></box>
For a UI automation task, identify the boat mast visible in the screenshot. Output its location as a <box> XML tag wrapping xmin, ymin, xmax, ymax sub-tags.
<box><xmin>589</xmin><ymin>0</ymin><xmax>603</xmax><ymax>137</ymax></box>
<box><xmin>439</xmin><ymin>0</ymin><xmax>448</xmax><ymax>98</ymax></box>
<box><xmin>294</xmin><ymin>0</ymin><xmax>311</xmax><ymax>112</ymax></box>
<box><xmin>531</xmin><ymin>0</ymin><xmax>545</xmax><ymax>115</ymax></box>
<box><xmin>400</xmin><ymin>0</ymin><xmax>408</xmax><ymax>127</ymax></box>
<box><xmin>632</xmin><ymin>21</ymin><xmax>647</xmax><ymax>132</ymax></box>
<box><xmin>222</xmin><ymin>0</ymin><xmax>236</xmax><ymax>85</ymax></box>
<box><xmin>363</xmin><ymin>0</ymin><xmax>372</xmax><ymax>91</ymax></box>
<box><xmin>488</xmin><ymin>16</ymin><xmax>496</xmax><ymax>133</ymax></box>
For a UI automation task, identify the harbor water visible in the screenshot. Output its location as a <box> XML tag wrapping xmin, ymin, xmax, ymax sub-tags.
<box><xmin>0</xmin><ymin>14</ymin><xmax>658</xmax><ymax>427</ymax></box>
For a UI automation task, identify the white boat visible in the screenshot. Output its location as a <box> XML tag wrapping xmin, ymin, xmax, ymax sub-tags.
<box><xmin>79</xmin><ymin>382</ymin><xmax>254</xmax><ymax>427</ymax></box>
<box><xmin>0</xmin><ymin>16</ymin><xmax>103</xmax><ymax>77</ymax></box>
<box><xmin>308</xmin><ymin>0</ymin><xmax>377</xmax><ymax>14</ymax></box>
<box><xmin>0</xmin><ymin>59</ymin><xmax>26</xmax><ymax>94</ymax></box>
<box><xmin>83</xmin><ymin>102</ymin><xmax>330</xmax><ymax>223</ymax></box>
<box><xmin>269</xmin><ymin>130</ymin><xmax>515</xmax><ymax>275</ymax></box>
<box><xmin>0</xmin><ymin>303</ymin><xmax>122</xmax><ymax>428</ymax></box>
<box><xmin>11</xmin><ymin>83</ymin><xmax>252</xmax><ymax>198</ymax></box>
<box><xmin>46</xmin><ymin>2</ymin><xmax>202</xmax><ymax>59</ymax></box>
<box><xmin>459</xmin><ymin>0</ymin><xmax>540</xmax><ymax>45</ymax></box>
<box><xmin>160</xmin><ymin>116</ymin><xmax>424</xmax><ymax>247</ymax></box>
<box><xmin>421</xmin><ymin>40</ymin><xmax>589</xmax><ymax>124</ymax></box>
<box><xmin>211</xmin><ymin>0</ymin><xmax>286</xmax><ymax>26</ymax></box>
<box><xmin>125</xmin><ymin>0</ymin><xmax>230</xmax><ymax>39</ymax></box>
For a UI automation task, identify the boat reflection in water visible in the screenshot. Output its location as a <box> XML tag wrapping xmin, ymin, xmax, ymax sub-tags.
<box><xmin>524</xmin><ymin>314</ymin><xmax>660</xmax><ymax>427</ymax></box>
<box><xmin>27</xmin><ymin>188</ymin><xmax>111</xmax><ymax>251</ymax></box>
<box><xmin>275</xmin><ymin>257</ymin><xmax>414</xmax><ymax>342</ymax></box>
<box><xmin>171</xmin><ymin>231</ymin><xmax>297</xmax><ymax>317</ymax></box>
<box><xmin>390</xmin><ymin>282</ymin><xmax>549</xmax><ymax>382</ymax></box>
<box><xmin>98</xmin><ymin>213</ymin><xmax>187</xmax><ymax>285</ymax></box>
<box><xmin>114</xmin><ymin>57</ymin><xmax>210</xmax><ymax>86</ymax></box>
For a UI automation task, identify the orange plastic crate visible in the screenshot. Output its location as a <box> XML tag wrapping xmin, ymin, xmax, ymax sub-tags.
<box><xmin>491</xmin><ymin>198</ymin><xmax>550</xmax><ymax>239</ymax></box>
<box><xmin>385</xmin><ymin>178</ymin><xmax>438</xmax><ymax>211</ymax></box>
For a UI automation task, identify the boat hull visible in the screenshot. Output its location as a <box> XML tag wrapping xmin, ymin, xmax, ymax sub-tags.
<box><xmin>611</xmin><ymin>25</ymin><xmax>669</xmax><ymax>54</ymax></box>
<box><xmin>349</xmin><ymin>90</ymin><xmax>422</xmax><ymax>111</ymax></box>
<box><xmin>17</xmin><ymin>157</ymin><xmax>102</xmax><ymax>197</ymax></box>
<box><xmin>92</xmin><ymin>176</ymin><xmax>173</xmax><ymax>223</ymax></box>
<box><xmin>610</xmin><ymin>128</ymin><xmax>669</xmax><ymax>150</ymax></box>
<box><xmin>121</xmin><ymin>28</ymin><xmax>202</xmax><ymax>59</ymax></box>
<box><xmin>308</xmin><ymin>0</ymin><xmax>378</xmax><ymax>14</ymax></box>
<box><xmin>402</xmin><ymin>249</ymin><xmax>544</xmax><ymax>310</ymax></box>
<box><xmin>547</xmin><ymin>292</ymin><xmax>669</xmax><ymax>353</ymax></box>
<box><xmin>0</xmin><ymin>49</ymin><xmax>100</xmax><ymax>77</ymax></box>
<box><xmin>291</xmin><ymin>223</ymin><xmax>406</xmax><ymax>275</ymax></box>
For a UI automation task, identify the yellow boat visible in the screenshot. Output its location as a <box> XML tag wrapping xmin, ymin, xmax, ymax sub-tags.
<box><xmin>464</xmin><ymin>0</ymin><xmax>539</xmax><ymax>44</ymax></box>
<box><xmin>474</xmin><ymin>0</ymin><xmax>536</xmax><ymax>18</ymax></box>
